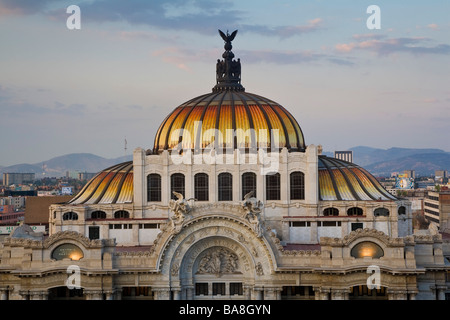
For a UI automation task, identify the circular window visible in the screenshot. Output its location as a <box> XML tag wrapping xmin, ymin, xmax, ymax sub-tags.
<box><xmin>350</xmin><ymin>241</ymin><xmax>384</xmax><ymax>259</ymax></box>
<box><xmin>51</xmin><ymin>243</ymin><xmax>84</xmax><ymax>261</ymax></box>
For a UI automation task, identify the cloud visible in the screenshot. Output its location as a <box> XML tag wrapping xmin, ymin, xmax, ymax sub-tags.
<box><xmin>0</xmin><ymin>85</ymin><xmax>87</xmax><ymax>117</ymax></box>
<box><xmin>45</xmin><ymin>0</ymin><xmax>243</xmax><ymax>36</ymax></box>
<box><xmin>2</xmin><ymin>0</ymin><xmax>324</xmax><ymax>40</ymax></box>
<box><xmin>240</xmin><ymin>18</ymin><xmax>323</xmax><ymax>39</ymax></box>
<box><xmin>0</xmin><ymin>0</ymin><xmax>58</xmax><ymax>15</ymax></box>
<box><xmin>427</xmin><ymin>23</ymin><xmax>439</xmax><ymax>30</ymax></box>
<box><xmin>335</xmin><ymin>35</ymin><xmax>450</xmax><ymax>56</ymax></box>
<box><xmin>151</xmin><ymin>45</ymin><xmax>354</xmax><ymax>69</ymax></box>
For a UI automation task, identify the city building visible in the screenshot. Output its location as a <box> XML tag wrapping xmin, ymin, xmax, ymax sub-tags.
<box><xmin>77</xmin><ymin>172</ymin><xmax>97</xmax><ymax>181</ymax></box>
<box><xmin>24</xmin><ymin>195</ymin><xmax>74</xmax><ymax>227</ymax></box>
<box><xmin>435</xmin><ymin>170</ymin><xmax>449</xmax><ymax>184</ymax></box>
<box><xmin>404</xmin><ymin>170</ymin><xmax>415</xmax><ymax>179</ymax></box>
<box><xmin>0</xmin><ymin>196</ymin><xmax>26</xmax><ymax>211</ymax></box>
<box><xmin>0</xmin><ymin>32</ymin><xmax>448</xmax><ymax>301</ymax></box>
<box><xmin>334</xmin><ymin>150</ymin><xmax>353</xmax><ymax>163</ymax></box>
<box><xmin>2</xmin><ymin>173</ymin><xmax>35</xmax><ymax>186</ymax></box>
<box><xmin>424</xmin><ymin>190</ymin><xmax>450</xmax><ymax>232</ymax></box>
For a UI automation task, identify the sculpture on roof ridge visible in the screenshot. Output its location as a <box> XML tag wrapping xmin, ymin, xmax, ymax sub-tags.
<box><xmin>213</xmin><ymin>29</ymin><xmax>244</xmax><ymax>92</ymax></box>
<box><xmin>10</xmin><ymin>222</ymin><xmax>44</xmax><ymax>240</ymax></box>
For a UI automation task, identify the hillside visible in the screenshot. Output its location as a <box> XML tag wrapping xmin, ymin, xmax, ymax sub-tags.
<box><xmin>1</xmin><ymin>146</ymin><xmax>449</xmax><ymax>179</ymax></box>
<box><xmin>364</xmin><ymin>153</ymin><xmax>450</xmax><ymax>177</ymax></box>
<box><xmin>349</xmin><ymin>146</ymin><xmax>447</xmax><ymax>167</ymax></box>
<box><xmin>0</xmin><ymin>153</ymin><xmax>132</xmax><ymax>178</ymax></box>
<box><xmin>330</xmin><ymin>146</ymin><xmax>450</xmax><ymax>177</ymax></box>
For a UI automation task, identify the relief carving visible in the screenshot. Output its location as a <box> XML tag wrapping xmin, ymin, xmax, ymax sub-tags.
<box><xmin>197</xmin><ymin>247</ymin><xmax>239</xmax><ymax>276</ymax></box>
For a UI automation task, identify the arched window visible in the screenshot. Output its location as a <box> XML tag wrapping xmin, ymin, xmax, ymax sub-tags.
<box><xmin>398</xmin><ymin>206</ymin><xmax>406</xmax><ymax>215</ymax></box>
<box><xmin>171</xmin><ymin>173</ymin><xmax>185</xmax><ymax>200</ymax></box>
<box><xmin>266</xmin><ymin>173</ymin><xmax>280</xmax><ymax>200</ymax></box>
<box><xmin>147</xmin><ymin>174</ymin><xmax>161</xmax><ymax>202</ymax></box>
<box><xmin>350</xmin><ymin>241</ymin><xmax>384</xmax><ymax>259</ymax></box>
<box><xmin>51</xmin><ymin>244</ymin><xmax>84</xmax><ymax>261</ymax></box>
<box><xmin>63</xmin><ymin>211</ymin><xmax>78</xmax><ymax>221</ymax></box>
<box><xmin>290</xmin><ymin>171</ymin><xmax>305</xmax><ymax>200</ymax></box>
<box><xmin>91</xmin><ymin>211</ymin><xmax>106</xmax><ymax>219</ymax></box>
<box><xmin>218</xmin><ymin>172</ymin><xmax>233</xmax><ymax>201</ymax></box>
<box><xmin>114</xmin><ymin>210</ymin><xmax>129</xmax><ymax>219</ymax></box>
<box><xmin>347</xmin><ymin>207</ymin><xmax>363</xmax><ymax>216</ymax></box>
<box><xmin>194</xmin><ymin>173</ymin><xmax>209</xmax><ymax>201</ymax></box>
<box><xmin>374</xmin><ymin>208</ymin><xmax>389</xmax><ymax>217</ymax></box>
<box><xmin>324</xmin><ymin>207</ymin><xmax>339</xmax><ymax>216</ymax></box>
<box><xmin>242</xmin><ymin>172</ymin><xmax>256</xmax><ymax>200</ymax></box>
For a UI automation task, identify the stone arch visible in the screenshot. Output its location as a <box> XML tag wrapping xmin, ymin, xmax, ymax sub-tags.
<box><xmin>156</xmin><ymin>215</ymin><xmax>277</xmax><ymax>298</ymax></box>
<box><xmin>177</xmin><ymin>236</ymin><xmax>255</xmax><ymax>299</ymax></box>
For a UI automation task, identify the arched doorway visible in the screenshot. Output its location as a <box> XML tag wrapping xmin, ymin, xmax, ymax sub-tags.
<box><xmin>158</xmin><ymin>215</ymin><xmax>276</xmax><ymax>300</ymax></box>
<box><xmin>178</xmin><ymin>236</ymin><xmax>255</xmax><ymax>300</ymax></box>
<box><xmin>183</xmin><ymin>238</ymin><xmax>253</xmax><ymax>300</ymax></box>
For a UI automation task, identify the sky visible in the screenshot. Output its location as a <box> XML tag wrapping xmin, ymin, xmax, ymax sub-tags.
<box><xmin>0</xmin><ymin>0</ymin><xmax>449</xmax><ymax>166</ymax></box>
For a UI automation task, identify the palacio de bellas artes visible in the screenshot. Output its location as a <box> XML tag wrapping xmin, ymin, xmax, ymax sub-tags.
<box><xmin>0</xmin><ymin>30</ymin><xmax>449</xmax><ymax>302</ymax></box>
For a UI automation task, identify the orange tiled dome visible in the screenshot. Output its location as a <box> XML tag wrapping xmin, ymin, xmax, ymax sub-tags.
<box><xmin>152</xmin><ymin>91</ymin><xmax>306</xmax><ymax>153</ymax></box>
<box><xmin>152</xmin><ymin>30</ymin><xmax>305</xmax><ymax>154</ymax></box>
<box><xmin>68</xmin><ymin>161</ymin><xmax>133</xmax><ymax>205</ymax></box>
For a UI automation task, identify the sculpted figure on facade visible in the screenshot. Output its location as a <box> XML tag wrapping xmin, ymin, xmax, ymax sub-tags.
<box><xmin>241</xmin><ymin>191</ymin><xmax>264</xmax><ymax>237</ymax></box>
<box><xmin>197</xmin><ymin>247</ymin><xmax>239</xmax><ymax>276</ymax></box>
<box><xmin>168</xmin><ymin>191</ymin><xmax>191</xmax><ymax>234</ymax></box>
<box><xmin>10</xmin><ymin>222</ymin><xmax>44</xmax><ymax>240</ymax></box>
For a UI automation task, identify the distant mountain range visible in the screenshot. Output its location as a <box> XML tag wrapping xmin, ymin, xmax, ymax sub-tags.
<box><xmin>0</xmin><ymin>146</ymin><xmax>449</xmax><ymax>179</ymax></box>
<box><xmin>0</xmin><ymin>153</ymin><xmax>132</xmax><ymax>179</ymax></box>
<box><xmin>323</xmin><ymin>146</ymin><xmax>450</xmax><ymax>177</ymax></box>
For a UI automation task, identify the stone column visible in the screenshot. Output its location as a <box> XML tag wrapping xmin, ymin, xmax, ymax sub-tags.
<box><xmin>153</xmin><ymin>288</ymin><xmax>171</xmax><ymax>300</ymax></box>
<box><xmin>243</xmin><ymin>285</ymin><xmax>252</xmax><ymax>300</ymax></box>
<box><xmin>437</xmin><ymin>286</ymin><xmax>446</xmax><ymax>300</ymax></box>
<box><xmin>387</xmin><ymin>289</ymin><xmax>407</xmax><ymax>300</ymax></box>
<box><xmin>305</xmin><ymin>145</ymin><xmax>318</xmax><ymax>205</ymax></box>
<box><xmin>313</xmin><ymin>287</ymin><xmax>321</xmax><ymax>300</ymax></box>
<box><xmin>331</xmin><ymin>289</ymin><xmax>348</xmax><ymax>300</ymax></box>
<box><xmin>253</xmin><ymin>287</ymin><xmax>264</xmax><ymax>300</ymax></box>
<box><xmin>0</xmin><ymin>288</ymin><xmax>8</xmax><ymax>300</ymax></box>
<box><xmin>319</xmin><ymin>287</ymin><xmax>330</xmax><ymax>300</ymax></box>
<box><xmin>133</xmin><ymin>147</ymin><xmax>146</xmax><ymax>218</ymax></box>
<box><xmin>408</xmin><ymin>291</ymin><xmax>417</xmax><ymax>300</ymax></box>
<box><xmin>19</xmin><ymin>290</ymin><xmax>29</xmax><ymax>300</ymax></box>
<box><xmin>85</xmin><ymin>290</ymin><xmax>104</xmax><ymax>300</ymax></box>
<box><xmin>185</xmin><ymin>286</ymin><xmax>194</xmax><ymax>300</ymax></box>
<box><xmin>104</xmin><ymin>291</ymin><xmax>114</xmax><ymax>300</ymax></box>
<box><xmin>172</xmin><ymin>287</ymin><xmax>181</xmax><ymax>300</ymax></box>
<box><xmin>263</xmin><ymin>287</ymin><xmax>282</xmax><ymax>300</ymax></box>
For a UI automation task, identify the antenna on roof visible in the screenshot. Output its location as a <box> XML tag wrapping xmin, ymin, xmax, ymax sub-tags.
<box><xmin>124</xmin><ymin>137</ymin><xmax>127</xmax><ymax>159</ymax></box>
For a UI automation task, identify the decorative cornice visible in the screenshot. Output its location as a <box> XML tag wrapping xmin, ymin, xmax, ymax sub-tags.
<box><xmin>3</xmin><ymin>231</ymin><xmax>116</xmax><ymax>249</ymax></box>
<box><xmin>320</xmin><ymin>228</ymin><xmax>404</xmax><ymax>247</ymax></box>
<box><xmin>43</xmin><ymin>230</ymin><xmax>116</xmax><ymax>249</ymax></box>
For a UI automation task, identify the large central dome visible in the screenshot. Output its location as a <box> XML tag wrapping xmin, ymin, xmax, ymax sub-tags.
<box><xmin>152</xmin><ymin>30</ymin><xmax>305</xmax><ymax>154</ymax></box>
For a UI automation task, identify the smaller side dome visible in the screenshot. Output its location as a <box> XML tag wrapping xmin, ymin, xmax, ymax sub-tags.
<box><xmin>68</xmin><ymin>161</ymin><xmax>133</xmax><ymax>205</ymax></box>
<box><xmin>318</xmin><ymin>156</ymin><xmax>397</xmax><ymax>201</ymax></box>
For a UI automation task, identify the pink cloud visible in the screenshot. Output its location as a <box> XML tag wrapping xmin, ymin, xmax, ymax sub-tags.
<box><xmin>427</xmin><ymin>23</ymin><xmax>439</xmax><ymax>30</ymax></box>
